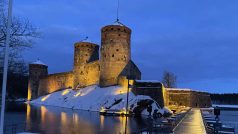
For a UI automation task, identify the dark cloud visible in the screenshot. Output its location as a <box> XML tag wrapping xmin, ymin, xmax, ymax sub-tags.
<box><xmin>14</xmin><ymin>0</ymin><xmax>238</xmax><ymax>93</ymax></box>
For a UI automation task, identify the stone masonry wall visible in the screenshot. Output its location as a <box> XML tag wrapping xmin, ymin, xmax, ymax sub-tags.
<box><xmin>165</xmin><ymin>89</ymin><xmax>212</xmax><ymax>108</ymax></box>
<box><xmin>82</xmin><ymin>61</ymin><xmax>100</xmax><ymax>87</ymax></box>
<box><xmin>38</xmin><ymin>71</ymin><xmax>73</xmax><ymax>96</ymax></box>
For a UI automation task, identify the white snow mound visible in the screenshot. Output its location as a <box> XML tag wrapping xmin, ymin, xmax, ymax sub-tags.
<box><xmin>30</xmin><ymin>85</ymin><xmax>167</xmax><ymax>115</ymax></box>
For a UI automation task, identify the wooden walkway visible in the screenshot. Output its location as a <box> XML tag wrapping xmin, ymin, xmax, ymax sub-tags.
<box><xmin>174</xmin><ymin>109</ymin><xmax>206</xmax><ymax>134</ymax></box>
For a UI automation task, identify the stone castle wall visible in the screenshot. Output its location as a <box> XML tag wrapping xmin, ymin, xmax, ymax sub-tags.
<box><xmin>165</xmin><ymin>89</ymin><xmax>212</xmax><ymax>108</ymax></box>
<box><xmin>38</xmin><ymin>71</ymin><xmax>74</xmax><ymax>96</ymax></box>
<box><xmin>81</xmin><ymin>61</ymin><xmax>100</xmax><ymax>87</ymax></box>
<box><xmin>132</xmin><ymin>81</ymin><xmax>165</xmax><ymax>108</ymax></box>
<box><xmin>99</xmin><ymin>25</ymin><xmax>132</xmax><ymax>87</ymax></box>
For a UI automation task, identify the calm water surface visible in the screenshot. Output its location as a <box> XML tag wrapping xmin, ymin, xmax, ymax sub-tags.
<box><xmin>5</xmin><ymin>102</ymin><xmax>148</xmax><ymax>134</ymax></box>
<box><xmin>219</xmin><ymin>110</ymin><xmax>238</xmax><ymax>132</ymax></box>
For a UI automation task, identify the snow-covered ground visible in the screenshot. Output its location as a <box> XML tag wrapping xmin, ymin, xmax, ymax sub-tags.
<box><xmin>30</xmin><ymin>85</ymin><xmax>170</xmax><ymax>115</ymax></box>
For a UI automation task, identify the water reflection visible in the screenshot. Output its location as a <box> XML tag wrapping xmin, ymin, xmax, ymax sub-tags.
<box><xmin>23</xmin><ymin>104</ymin><xmax>146</xmax><ymax>134</ymax></box>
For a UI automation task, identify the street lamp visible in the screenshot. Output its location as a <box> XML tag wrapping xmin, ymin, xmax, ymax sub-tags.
<box><xmin>0</xmin><ymin>0</ymin><xmax>13</xmax><ymax>133</ymax></box>
<box><xmin>124</xmin><ymin>75</ymin><xmax>135</xmax><ymax>134</ymax></box>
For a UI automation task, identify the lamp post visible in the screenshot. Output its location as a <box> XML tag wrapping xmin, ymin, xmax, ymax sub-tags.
<box><xmin>0</xmin><ymin>0</ymin><xmax>13</xmax><ymax>133</ymax></box>
<box><xmin>124</xmin><ymin>75</ymin><xmax>135</xmax><ymax>134</ymax></box>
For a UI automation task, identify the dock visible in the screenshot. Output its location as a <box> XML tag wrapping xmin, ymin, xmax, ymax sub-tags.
<box><xmin>173</xmin><ymin>108</ymin><xmax>206</xmax><ymax>134</ymax></box>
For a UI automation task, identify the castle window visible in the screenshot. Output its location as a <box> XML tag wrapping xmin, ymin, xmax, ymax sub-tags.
<box><xmin>117</xmin><ymin>28</ymin><xmax>120</xmax><ymax>31</ymax></box>
<box><xmin>111</xmin><ymin>28</ymin><xmax>114</xmax><ymax>30</ymax></box>
<box><xmin>110</xmin><ymin>39</ymin><xmax>113</xmax><ymax>42</ymax></box>
<box><xmin>85</xmin><ymin>54</ymin><xmax>88</xmax><ymax>56</ymax></box>
<box><xmin>118</xmin><ymin>34</ymin><xmax>121</xmax><ymax>36</ymax></box>
<box><xmin>116</xmin><ymin>49</ymin><xmax>119</xmax><ymax>52</ymax></box>
<box><xmin>112</xmin><ymin>54</ymin><xmax>114</xmax><ymax>57</ymax></box>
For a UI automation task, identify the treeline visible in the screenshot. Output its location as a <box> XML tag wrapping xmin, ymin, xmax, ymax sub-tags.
<box><xmin>0</xmin><ymin>61</ymin><xmax>29</xmax><ymax>99</ymax></box>
<box><xmin>210</xmin><ymin>93</ymin><xmax>238</xmax><ymax>105</ymax></box>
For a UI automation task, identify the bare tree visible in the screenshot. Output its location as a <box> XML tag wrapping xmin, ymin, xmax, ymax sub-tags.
<box><xmin>0</xmin><ymin>4</ymin><xmax>39</xmax><ymax>72</ymax></box>
<box><xmin>0</xmin><ymin>12</ymin><xmax>39</xmax><ymax>49</ymax></box>
<box><xmin>162</xmin><ymin>71</ymin><xmax>177</xmax><ymax>88</ymax></box>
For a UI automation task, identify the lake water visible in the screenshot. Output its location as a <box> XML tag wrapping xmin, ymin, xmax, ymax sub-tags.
<box><xmin>5</xmin><ymin>103</ymin><xmax>238</xmax><ymax>134</ymax></box>
<box><xmin>219</xmin><ymin>110</ymin><xmax>238</xmax><ymax>132</ymax></box>
<box><xmin>5</xmin><ymin>102</ymin><xmax>148</xmax><ymax>134</ymax></box>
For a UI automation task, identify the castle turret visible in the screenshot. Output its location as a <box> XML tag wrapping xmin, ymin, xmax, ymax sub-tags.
<box><xmin>99</xmin><ymin>21</ymin><xmax>132</xmax><ymax>87</ymax></box>
<box><xmin>73</xmin><ymin>39</ymin><xmax>99</xmax><ymax>88</ymax></box>
<box><xmin>27</xmin><ymin>60</ymin><xmax>48</xmax><ymax>100</ymax></box>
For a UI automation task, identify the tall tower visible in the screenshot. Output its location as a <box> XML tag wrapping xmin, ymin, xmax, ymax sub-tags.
<box><xmin>99</xmin><ymin>21</ymin><xmax>131</xmax><ymax>87</ymax></box>
<box><xmin>27</xmin><ymin>60</ymin><xmax>48</xmax><ymax>100</ymax></box>
<box><xmin>73</xmin><ymin>39</ymin><xmax>99</xmax><ymax>88</ymax></box>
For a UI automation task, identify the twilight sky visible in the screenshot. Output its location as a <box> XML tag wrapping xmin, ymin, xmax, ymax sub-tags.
<box><xmin>11</xmin><ymin>0</ymin><xmax>238</xmax><ymax>93</ymax></box>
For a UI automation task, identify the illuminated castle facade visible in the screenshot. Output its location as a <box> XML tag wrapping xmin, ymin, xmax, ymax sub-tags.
<box><xmin>27</xmin><ymin>21</ymin><xmax>141</xmax><ymax>100</ymax></box>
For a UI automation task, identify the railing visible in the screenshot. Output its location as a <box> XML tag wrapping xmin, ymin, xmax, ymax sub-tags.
<box><xmin>138</xmin><ymin>108</ymin><xmax>191</xmax><ymax>134</ymax></box>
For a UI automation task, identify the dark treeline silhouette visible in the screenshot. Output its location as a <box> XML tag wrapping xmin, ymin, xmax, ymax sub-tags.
<box><xmin>0</xmin><ymin>72</ymin><xmax>28</xmax><ymax>99</ymax></box>
<box><xmin>211</xmin><ymin>93</ymin><xmax>238</xmax><ymax>105</ymax></box>
<box><xmin>0</xmin><ymin>60</ymin><xmax>28</xmax><ymax>99</ymax></box>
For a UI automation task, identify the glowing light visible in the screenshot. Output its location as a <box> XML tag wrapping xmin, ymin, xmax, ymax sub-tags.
<box><xmin>74</xmin><ymin>92</ymin><xmax>81</xmax><ymax>97</ymax></box>
<box><xmin>27</xmin><ymin>86</ymin><xmax>32</xmax><ymax>101</ymax></box>
<box><xmin>100</xmin><ymin>107</ymin><xmax>105</xmax><ymax>112</ymax></box>
<box><xmin>114</xmin><ymin>87</ymin><xmax>128</xmax><ymax>95</ymax></box>
<box><xmin>41</xmin><ymin>94</ymin><xmax>50</xmax><ymax>102</ymax></box>
<box><xmin>62</xmin><ymin>89</ymin><xmax>70</xmax><ymax>96</ymax></box>
<box><xmin>120</xmin><ymin>108</ymin><xmax>127</xmax><ymax>115</ymax></box>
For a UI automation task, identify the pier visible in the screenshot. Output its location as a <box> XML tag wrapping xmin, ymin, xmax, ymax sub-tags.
<box><xmin>174</xmin><ymin>108</ymin><xmax>206</xmax><ymax>134</ymax></box>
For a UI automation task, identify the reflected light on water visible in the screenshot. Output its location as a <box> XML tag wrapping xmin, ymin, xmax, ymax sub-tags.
<box><xmin>41</xmin><ymin>106</ymin><xmax>47</xmax><ymax>123</ymax></box>
<box><xmin>26</xmin><ymin>104</ymin><xmax>31</xmax><ymax>130</ymax></box>
<box><xmin>16</xmin><ymin>105</ymin><xmax>144</xmax><ymax>134</ymax></box>
<box><xmin>118</xmin><ymin>116</ymin><xmax>130</xmax><ymax>134</ymax></box>
<box><xmin>100</xmin><ymin>115</ymin><xmax>104</xmax><ymax>131</ymax></box>
<box><xmin>61</xmin><ymin>112</ymin><xmax>67</xmax><ymax>126</ymax></box>
<box><xmin>73</xmin><ymin>113</ymin><xmax>79</xmax><ymax>125</ymax></box>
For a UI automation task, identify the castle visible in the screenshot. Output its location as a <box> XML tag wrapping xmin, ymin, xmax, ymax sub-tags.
<box><xmin>27</xmin><ymin>20</ymin><xmax>211</xmax><ymax>108</ymax></box>
<box><xmin>27</xmin><ymin>21</ymin><xmax>141</xmax><ymax>100</ymax></box>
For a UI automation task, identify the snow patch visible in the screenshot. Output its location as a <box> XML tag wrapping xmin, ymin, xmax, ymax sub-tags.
<box><xmin>31</xmin><ymin>60</ymin><xmax>47</xmax><ymax>66</ymax></box>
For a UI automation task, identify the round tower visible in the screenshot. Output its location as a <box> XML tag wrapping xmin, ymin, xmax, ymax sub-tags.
<box><xmin>27</xmin><ymin>60</ymin><xmax>48</xmax><ymax>100</ymax></box>
<box><xmin>73</xmin><ymin>40</ymin><xmax>99</xmax><ymax>88</ymax></box>
<box><xmin>99</xmin><ymin>21</ymin><xmax>132</xmax><ymax>87</ymax></box>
